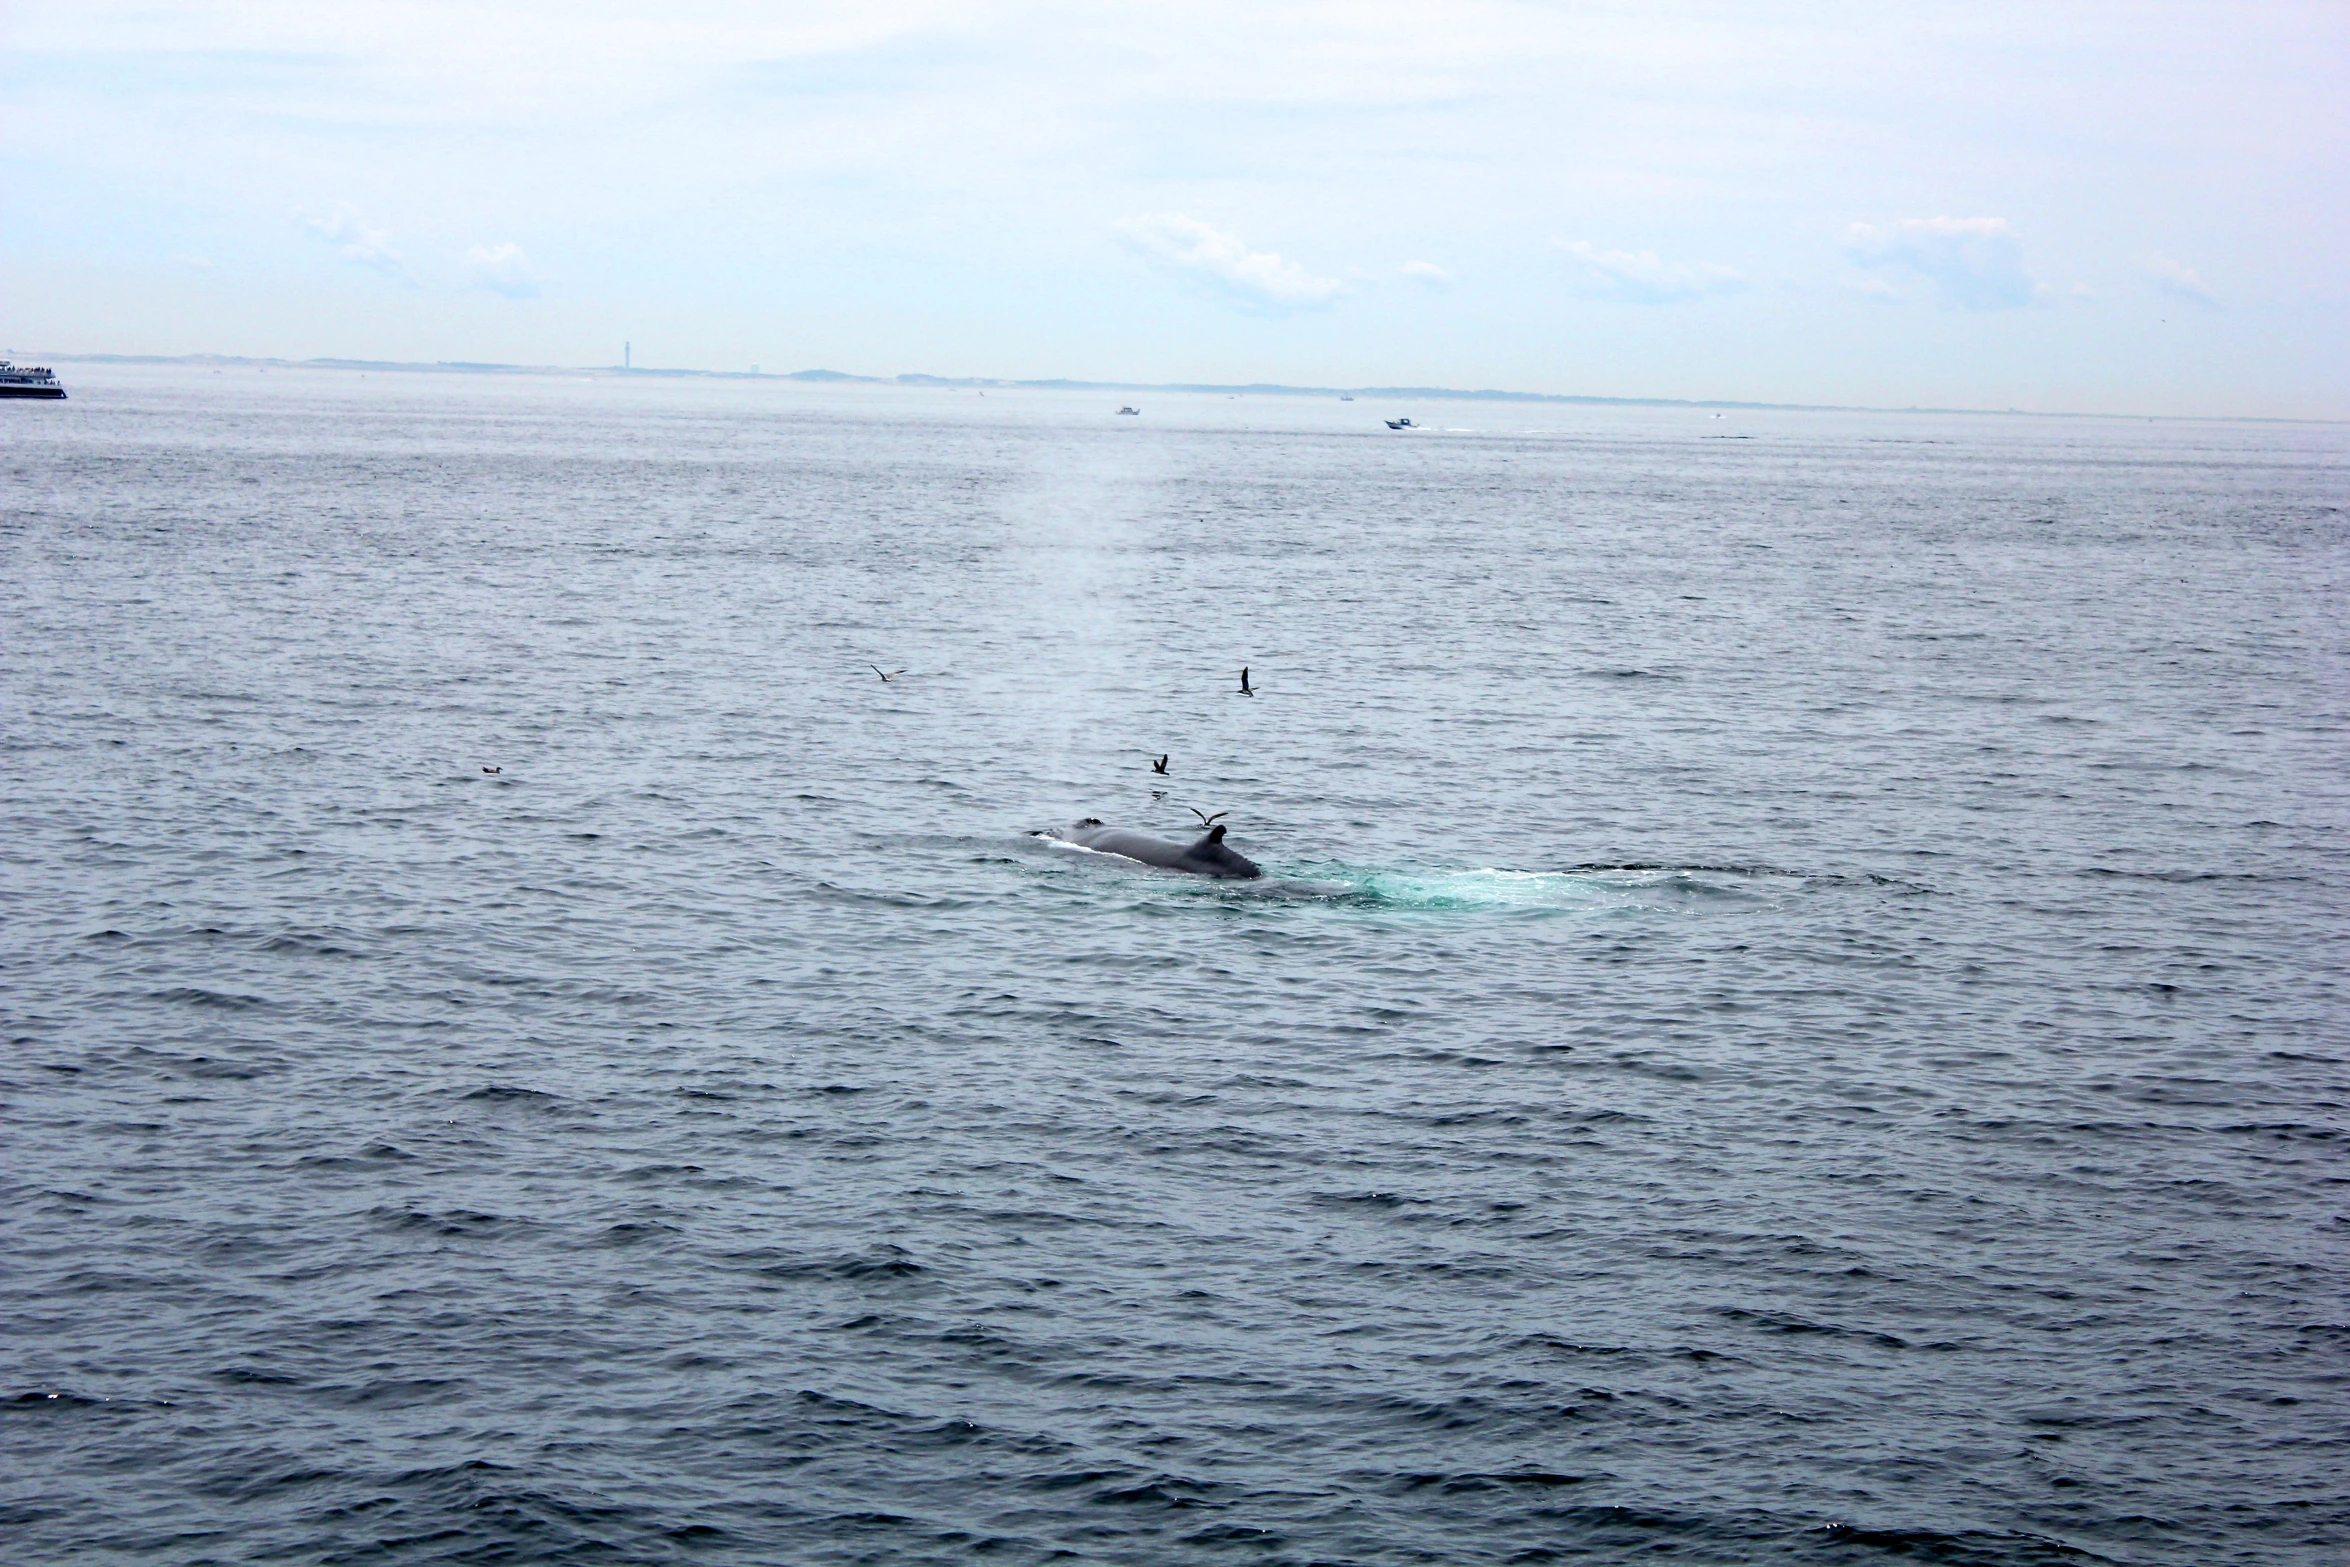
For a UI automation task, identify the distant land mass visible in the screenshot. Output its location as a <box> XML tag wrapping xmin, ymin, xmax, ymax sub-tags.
<box><xmin>58</xmin><ymin>351</ymin><xmax>1849</xmax><ymax>409</ymax></box>
<box><xmin>48</xmin><ymin>353</ymin><xmax>2314</xmax><ymax>422</ymax></box>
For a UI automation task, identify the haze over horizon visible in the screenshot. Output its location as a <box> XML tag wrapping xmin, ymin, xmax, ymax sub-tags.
<box><xmin>6</xmin><ymin>1</ymin><xmax>2345</xmax><ymax>419</ymax></box>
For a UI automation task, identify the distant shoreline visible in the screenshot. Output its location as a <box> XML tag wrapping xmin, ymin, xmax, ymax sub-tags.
<box><xmin>40</xmin><ymin>353</ymin><xmax>2331</xmax><ymax>424</ymax></box>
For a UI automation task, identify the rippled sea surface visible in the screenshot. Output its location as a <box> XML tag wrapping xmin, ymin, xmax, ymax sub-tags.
<box><xmin>5</xmin><ymin>363</ymin><xmax>2346</xmax><ymax>1566</ymax></box>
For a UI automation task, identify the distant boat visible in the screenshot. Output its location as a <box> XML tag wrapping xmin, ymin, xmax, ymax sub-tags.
<box><xmin>0</xmin><ymin>362</ymin><xmax>66</xmax><ymax>400</ymax></box>
<box><xmin>1385</xmin><ymin>417</ymin><xmax>1415</xmax><ymax>430</ymax></box>
<box><xmin>1117</xmin><ymin>406</ymin><xmax>1140</xmax><ymax>415</ymax></box>
<box><xmin>1339</xmin><ymin>395</ymin><xmax>1354</xmax><ymax>402</ymax></box>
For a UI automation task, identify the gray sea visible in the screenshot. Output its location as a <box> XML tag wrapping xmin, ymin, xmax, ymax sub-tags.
<box><xmin>4</xmin><ymin>362</ymin><xmax>2345</xmax><ymax>1566</ymax></box>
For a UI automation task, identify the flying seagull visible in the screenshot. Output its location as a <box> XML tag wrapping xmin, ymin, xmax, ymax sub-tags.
<box><xmin>870</xmin><ymin>665</ymin><xmax>907</xmax><ymax>682</ymax></box>
<box><xmin>1237</xmin><ymin>666</ymin><xmax>1255</xmax><ymax>696</ymax></box>
<box><xmin>1152</xmin><ymin>754</ymin><xmax>1169</xmax><ymax>775</ymax></box>
<box><xmin>1187</xmin><ymin>807</ymin><xmax>1228</xmax><ymax>828</ymax></box>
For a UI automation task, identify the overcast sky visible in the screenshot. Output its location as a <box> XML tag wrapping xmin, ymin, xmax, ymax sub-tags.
<box><xmin>5</xmin><ymin>1</ymin><xmax>2344</xmax><ymax>415</ymax></box>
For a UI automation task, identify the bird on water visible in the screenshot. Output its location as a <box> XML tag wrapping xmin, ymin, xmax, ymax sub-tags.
<box><xmin>870</xmin><ymin>665</ymin><xmax>907</xmax><ymax>682</ymax></box>
<box><xmin>1237</xmin><ymin>666</ymin><xmax>1255</xmax><ymax>696</ymax></box>
<box><xmin>482</xmin><ymin>766</ymin><xmax>501</xmax><ymax>774</ymax></box>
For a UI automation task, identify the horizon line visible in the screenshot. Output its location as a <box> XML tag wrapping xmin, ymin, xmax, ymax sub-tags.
<box><xmin>40</xmin><ymin>352</ymin><xmax>2336</xmax><ymax>425</ymax></box>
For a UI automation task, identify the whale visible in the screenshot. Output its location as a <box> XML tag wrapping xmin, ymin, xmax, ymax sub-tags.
<box><xmin>1051</xmin><ymin>818</ymin><xmax>1262</xmax><ymax>879</ymax></box>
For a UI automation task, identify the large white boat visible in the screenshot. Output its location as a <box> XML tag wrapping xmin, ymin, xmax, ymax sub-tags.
<box><xmin>0</xmin><ymin>362</ymin><xmax>66</xmax><ymax>399</ymax></box>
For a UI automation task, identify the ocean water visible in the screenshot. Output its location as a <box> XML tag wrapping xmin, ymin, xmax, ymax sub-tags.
<box><xmin>3</xmin><ymin>363</ymin><xmax>2344</xmax><ymax>1566</ymax></box>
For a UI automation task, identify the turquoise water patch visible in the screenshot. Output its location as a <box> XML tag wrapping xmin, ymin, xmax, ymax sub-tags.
<box><xmin>1273</xmin><ymin>863</ymin><xmax>1800</xmax><ymax>914</ymax></box>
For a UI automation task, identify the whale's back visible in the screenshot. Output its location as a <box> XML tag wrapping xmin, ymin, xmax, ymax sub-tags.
<box><xmin>1059</xmin><ymin>821</ymin><xmax>1262</xmax><ymax>879</ymax></box>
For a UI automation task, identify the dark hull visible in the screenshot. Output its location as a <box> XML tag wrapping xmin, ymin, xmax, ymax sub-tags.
<box><xmin>0</xmin><ymin>386</ymin><xmax>66</xmax><ymax>399</ymax></box>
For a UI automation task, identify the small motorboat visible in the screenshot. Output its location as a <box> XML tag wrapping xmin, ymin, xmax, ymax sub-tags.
<box><xmin>1385</xmin><ymin>417</ymin><xmax>1416</xmax><ymax>430</ymax></box>
<box><xmin>1117</xmin><ymin>405</ymin><xmax>1141</xmax><ymax>415</ymax></box>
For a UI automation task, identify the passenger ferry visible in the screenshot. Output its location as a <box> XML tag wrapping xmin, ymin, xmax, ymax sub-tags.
<box><xmin>0</xmin><ymin>362</ymin><xmax>66</xmax><ymax>399</ymax></box>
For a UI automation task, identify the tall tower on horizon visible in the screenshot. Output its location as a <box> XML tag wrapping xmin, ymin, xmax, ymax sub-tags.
<box><xmin>624</xmin><ymin>340</ymin><xmax>631</xmax><ymax>370</ymax></box>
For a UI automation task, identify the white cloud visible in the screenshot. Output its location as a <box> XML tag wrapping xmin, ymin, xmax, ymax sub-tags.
<box><xmin>2144</xmin><ymin>252</ymin><xmax>2217</xmax><ymax>307</ymax></box>
<box><xmin>1401</xmin><ymin>259</ymin><xmax>1454</xmax><ymax>288</ymax></box>
<box><xmin>1114</xmin><ymin>214</ymin><xmax>1342</xmax><ymax>311</ymax></box>
<box><xmin>466</xmin><ymin>241</ymin><xmax>546</xmax><ymax>298</ymax></box>
<box><xmin>301</xmin><ymin>203</ymin><xmax>403</xmax><ymax>276</ymax></box>
<box><xmin>1552</xmin><ymin>240</ymin><xmax>1743</xmax><ymax>304</ymax></box>
<box><xmin>1843</xmin><ymin>216</ymin><xmax>2047</xmax><ymax>310</ymax></box>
